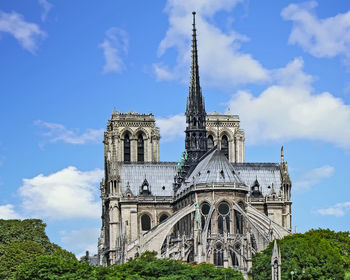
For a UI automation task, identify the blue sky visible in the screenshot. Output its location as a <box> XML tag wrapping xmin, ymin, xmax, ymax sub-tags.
<box><xmin>0</xmin><ymin>0</ymin><xmax>349</xmax><ymax>256</ymax></box>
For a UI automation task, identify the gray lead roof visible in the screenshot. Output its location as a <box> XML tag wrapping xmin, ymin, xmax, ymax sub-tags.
<box><xmin>118</xmin><ymin>161</ymin><xmax>282</xmax><ymax>197</ymax></box>
<box><xmin>119</xmin><ymin>162</ymin><xmax>176</xmax><ymax>197</ymax></box>
<box><xmin>232</xmin><ymin>163</ymin><xmax>282</xmax><ymax>196</ymax></box>
<box><xmin>181</xmin><ymin>149</ymin><xmax>243</xmax><ymax>190</ymax></box>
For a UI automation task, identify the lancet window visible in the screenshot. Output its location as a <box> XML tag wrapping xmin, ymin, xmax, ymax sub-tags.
<box><xmin>124</xmin><ymin>133</ymin><xmax>131</xmax><ymax>162</ymax></box>
<box><xmin>235</xmin><ymin>202</ymin><xmax>244</xmax><ymax>234</ymax></box>
<box><xmin>141</xmin><ymin>214</ymin><xmax>151</xmax><ymax>231</ymax></box>
<box><xmin>214</xmin><ymin>243</ymin><xmax>224</xmax><ymax>266</ymax></box>
<box><xmin>200</xmin><ymin>202</ymin><xmax>211</xmax><ymax>231</ymax></box>
<box><xmin>207</xmin><ymin>135</ymin><xmax>214</xmax><ymax>149</ymax></box>
<box><xmin>231</xmin><ymin>250</ymin><xmax>239</xmax><ymax>266</ymax></box>
<box><xmin>221</xmin><ymin>135</ymin><xmax>229</xmax><ymax>159</ymax></box>
<box><xmin>217</xmin><ymin>201</ymin><xmax>230</xmax><ymax>234</ymax></box>
<box><xmin>137</xmin><ymin>134</ymin><xmax>144</xmax><ymax>162</ymax></box>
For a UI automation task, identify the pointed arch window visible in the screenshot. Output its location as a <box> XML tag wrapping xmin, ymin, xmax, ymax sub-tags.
<box><xmin>207</xmin><ymin>135</ymin><xmax>214</xmax><ymax>149</ymax></box>
<box><xmin>231</xmin><ymin>250</ymin><xmax>239</xmax><ymax>266</ymax></box>
<box><xmin>201</xmin><ymin>202</ymin><xmax>211</xmax><ymax>231</ymax></box>
<box><xmin>217</xmin><ymin>202</ymin><xmax>230</xmax><ymax>234</ymax></box>
<box><xmin>137</xmin><ymin>134</ymin><xmax>144</xmax><ymax>162</ymax></box>
<box><xmin>141</xmin><ymin>214</ymin><xmax>151</xmax><ymax>231</ymax></box>
<box><xmin>214</xmin><ymin>243</ymin><xmax>224</xmax><ymax>266</ymax></box>
<box><xmin>159</xmin><ymin>213</ymin><xmax>169</xmax><ymax>224</ymax></box>
<box><xmin>235</xmin><ymin>202</ymin><xmax>244</xmax><ymax>234</ymax></box>
<box><xmin>124</xmin><ymin>133</ymin><xmax>130</xmax><ymax>162</ymax></box>
<box><xmin>221</xmin><ymin>135</ymin><xmax>229</xmax><ymax>159</ymax></box>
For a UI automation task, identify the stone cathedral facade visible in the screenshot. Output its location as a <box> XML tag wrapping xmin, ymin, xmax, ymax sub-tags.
<box><xmin>98</xmin><ymin>12</ymin><xmax>292</xmax><ymax>277</ymax></box>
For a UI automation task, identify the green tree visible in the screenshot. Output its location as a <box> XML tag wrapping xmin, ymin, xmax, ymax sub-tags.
<box><xmin>0</xmin><ymin>241</ymin><xmax>45</xmax><ymax>279</ymax></box>
<box><xmin>0</xmin><ymin>219</ymin><xmax>75</xmax><ymax>279</ymax></box>
<box><xmin>0</xmin><ymin>219</ymin><xmax>54</xmax><ymax>253</ymax></box>
<box><xmin>108</xmin><ymin>252</ymin><xmax>244</xmax><ymax>280</ymax></box>
<box><xmin>14</xmin><ymin>255</ymin><xmax>91</xmax><ymax>280</ymax></box>
<box><xmin>251</xmin><ymin>229</ymin><xmax>349</xmax><ymax>280</ymax></box>
<box><xmin>191</xmin><ymin>263</ymin><xmax>244</xmax><ymax>280</ymax></box>
<box><xmin>15</xmin><ymin>252</ymin><xmax>244</xmax><ymax>280</ymax></box>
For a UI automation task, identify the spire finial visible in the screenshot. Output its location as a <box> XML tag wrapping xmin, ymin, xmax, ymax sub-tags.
<box><xmin>192</xmin><ymin>12</ymin><xmax>196</xmax><ymax>32</ymax></box>
<box><xmin>192</xmin><ymin>11</ymin><xmax>196</xmax><ymax>36</ymax></box>
<box><xmin>189</xmin><ymin>10</ymin><xmax>200</xmax><ymax>100</ymax></box>
<box><xmin>187</xmin><ymin>11</ymin><xmax>205</xmax><ymax>122</ymax></box>
<box><xmin>281</xmin><ymin>146</ymin><xmax>284</xmax><ymax>164</ymax></box>
<box><xmin>186</xmin><ymin>10</ymin><xmax>204</xmax><ymax>116</ymax></box>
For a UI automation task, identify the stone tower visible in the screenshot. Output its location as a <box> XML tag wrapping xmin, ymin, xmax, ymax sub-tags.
<box><xmin>104</xmin><ymin>109</ymin><xmax>160</xmax><ymax>164</ymax></box>
<box><xmin>99</xmin><ymin>109</ymin><xmax>161</xmax><ymax>265</ymax></box>
<box><xmin>206</xmin><ymin>112</ymin><xmax>245</xmax><ymax>163</ymax></box>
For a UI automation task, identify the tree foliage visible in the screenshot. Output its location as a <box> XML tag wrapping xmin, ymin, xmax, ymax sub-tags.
<box><xmin>14</xmin><ymin>251</ymin><xmax>244</xmax><ymax>280</ymax></box>
<box><xmin>3</xmin><ymin>219</ymin><xmax>348</xmax><ymax>279</ymax></box>
<box><xmin>0</xmin><ymin>219</ymin><xmax>76</xmax><ymax>280</ymax></box>
<box><xmin>0</xmin><ymin>219</ymin><xmax>54</xmax><ymax>253</ymax></box>
<box><xmin>251</xmin><ymin>229</ymin><xmax>350</xmax><ymax>280</ymax></box>
<box><xmin>1</xmin><ymin>219</ymin><xmax>243</xmax><ymax>280</ymax></box>
<box><xmin>0</xmin><ymin>241</ymin><xmax>45</xmax><ymax>279</ymax></box>
<box><xmin>14</xmin><ymin>256</ymin><xmax>101</xmax><ymax>280</ymax></box>
<box><xmin>107</xmin><ymin>251</ymin><xmax>244</xmax><ymax>280</ymax></box>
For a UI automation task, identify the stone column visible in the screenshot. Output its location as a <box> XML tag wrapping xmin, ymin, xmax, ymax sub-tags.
<box><xmin>130</xmin><ymin>137</ymin><xmax>137</xmax><ymax>162</ymax></box>
<box><xmin>109</xmin><ymin>201</ymin><xmax>120</xmax><ymax>264</ymax></box>
<box><xmin>130</xmin><ymin>210</ymin><xmax>138</xmax><ymax>241</ymax></box>
<box><xmin>223</xmin><ymin>249</ymin><xmax>229</xmax><ymax>268</ymax></box>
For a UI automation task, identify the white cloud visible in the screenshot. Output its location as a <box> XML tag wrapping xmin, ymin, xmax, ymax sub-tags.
<box><xmin>156</xmin><ymin>114</ymin><xmax>186</xmax><ymax>142</ymax></box>
<box><xmin>228</xmin><ymin>58</ymin><xmax>350</xmax><ymax>148</ymax></box>
<box><xmin>19</xmin><ymin>166</ymin><xmax>103</xmax><ymax>219</ymax></box>
<box><xmin>0</xmin><ymin>204</ymin><xmax>21</xmax><ymax>219</ymax></box>
<box><xmin>0</xmin><ymin>10</ymin><xmax>46</xmax><ymax>53</ymax></box>
<box><xmin>38</xmin><ymin>0</ymin><xmax>53</xmax><ymax>22</ymax></box>
<box><xmin>153</xmin><ymin>63</ymin><xmax>175</xmax><ymax>81</ymax></box>
<box><xmin>282</xmin><ymin>1</ymin><xmax>350</xmax><ymax>59</ymax></box>
<box><xmin>99</xmin><ymin>27</ymin><xmax>128</xmax><ymax>74</ymax></box>
<box><xmin>60</xmin><ymin>227</ymin><xmax>100</xmax><ymax>257</ymax></box>
<box><xmin>294</xmin><ymin>165</ymin><xmax>335</xmax><ymax>191</ymax></box>
<box><xmin>317</xmin><ymin>201</ymin><xmax>350</xmax><ymax>217</ymax></box>
<box><xmin>154</xmin><ymin>0</ymin><xmax>269</xmax><ymax>86</ymax></box>
<box><xmin>35</xmin><ymin>120</ymin><xmax>104</xmax><ymax>145</ymax></box>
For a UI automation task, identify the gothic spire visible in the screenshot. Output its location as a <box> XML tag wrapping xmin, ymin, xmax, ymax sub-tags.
<box><xmin>183</xmin><ymin>11</ymin><xmax>207</xmax><ymax>170</ymax></box>
<box><xmin>271</xmin><ymin>240</ymin><xmax>281</xmax><ymax>280</ymax></box>
<box><xmin>186</xmin><ymin>11</ymin><xmax>205</xmax><ymax>117</ymax></box>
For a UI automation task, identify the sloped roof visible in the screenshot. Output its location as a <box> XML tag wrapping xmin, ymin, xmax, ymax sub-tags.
<box><xmin>232</xmin><ymin>163</ymin><xmax>282</xmax><ymax>196</ymax></box>
<box><xmin>177</xmin><ymin>149</ymin><xmax>244</xmax><ymax>193</ymax></box>
<box><xmin>117</xmin><ymin>160</ymin><xmax>282</xmax><ymax>198</ymax></box>
<box><xmin>119</xmin><ymin>162</ymin><xmax>176</xmax><ymax>196</ymax></box>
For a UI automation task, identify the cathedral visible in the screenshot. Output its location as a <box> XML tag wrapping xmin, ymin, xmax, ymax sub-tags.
<box><xmin>98</xmin><ymin>12</ymin><xmax>292</xmax><ymax>277</ymax></box>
